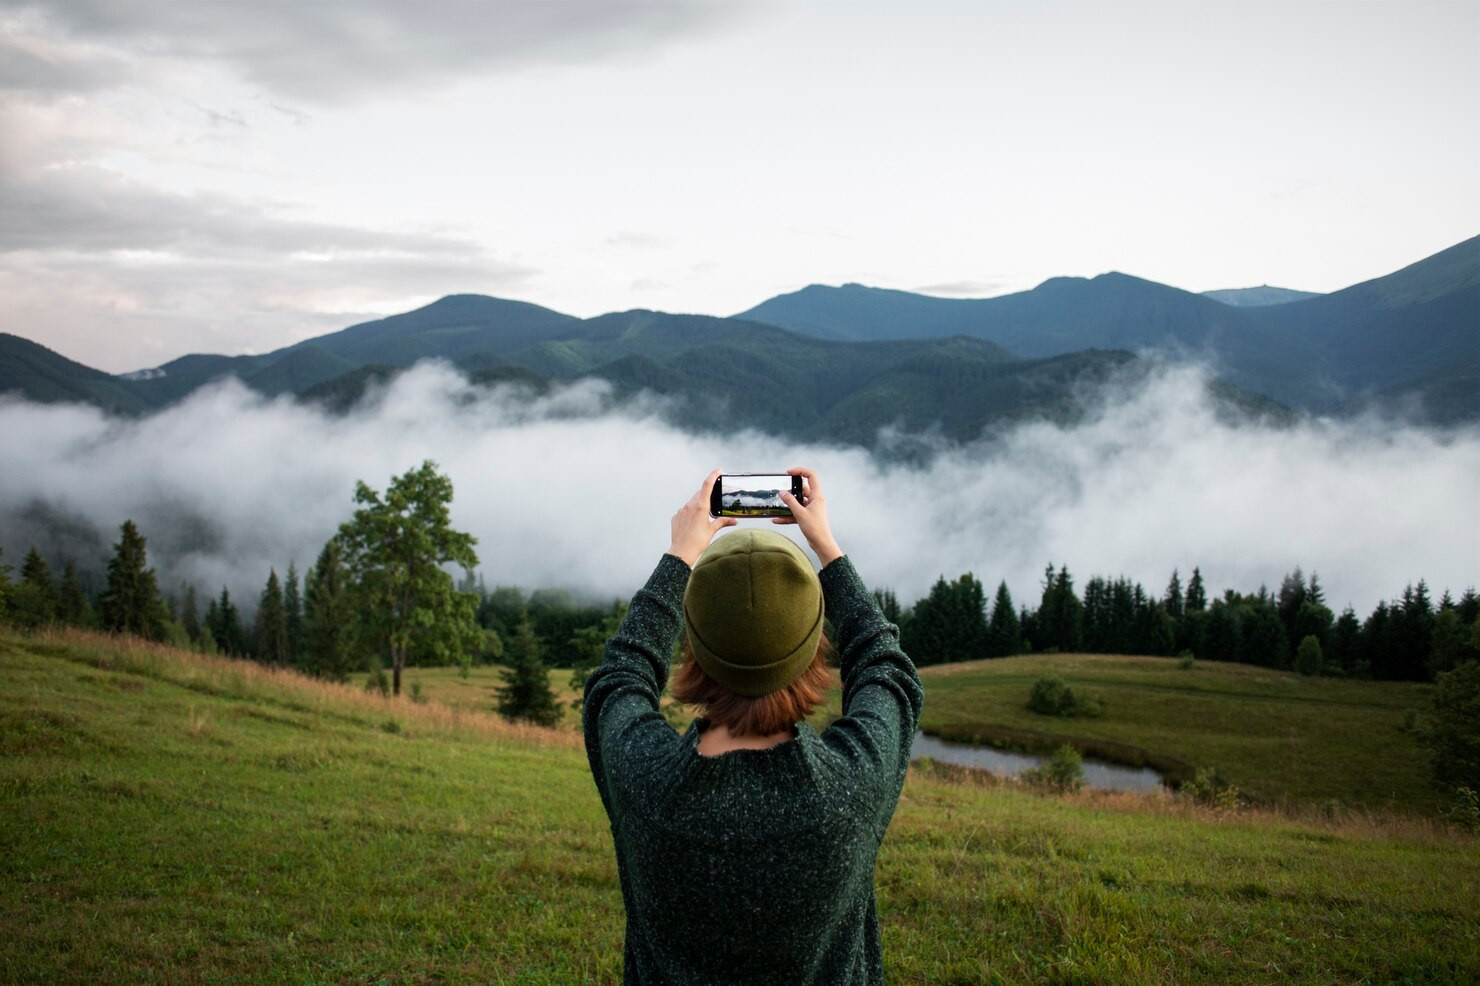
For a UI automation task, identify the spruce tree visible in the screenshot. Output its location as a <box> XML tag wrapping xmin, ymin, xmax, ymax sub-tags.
<box><xmin>10</xmin><ymin>547</ymin><xmax>59</xmax><ymax>629</ymax></box>
<box><xmin>496</xmin><ymin>616</ymin><xmax>561</xmax><ymax>727</ymax></box>
<box><xmin>57</xmin><ymin>562</ymin><xmax>95</xmax><ymax>628</ymax></box>
<box><xmin>1185</xmin><ymin>567</ymin><xmax>1207</xmax><ymax>612</ymax></box>
<box><xmin>254</xmin><ymin>569</ymin><xmax>289</xmax><ymax>665</ymax></box>
<box><xmin>98</xmin><ymin>521</ymin><xmax>168</xmax><ymax>640</ymax></box>
<box><xmin>986</xmin><ymin>581</ymin><xmax>1023</xmax><ymax>657</ymax></box>
<box><xmin>1163</xmin><ymin>569</ymin><xmax>1184</xmax><ymax>620</ymax></box>
<box><xmin>209</xmin><ymin>587</ymin><xmax>247</xmax><ymax>656</ymax></box>
<box><xmin>179</xmin><ymin>582</ymin><xmax>200</xmax><ymax>643</ymax></box>
<box><xmin>0</xmin><ymin>547</ymin><xmax>11</xmax><ymax>621</ymax></box>
<box><xmin>284</xmin><ymin>563</ymin><xmax>303</xmax><ymax>669</ymax></box>
<box><xmin>20</xmin><ymin>549</ymin><xmax>57</xmax><ymax>616</ymax></box>
<box><xmin>1330</xmin><ymin>607</ymin><xmax>1362</xmax><ymax>676</ymax></box>
<box><xmin>304</xmin><ymin>538</ymin><xmax>357</xmax><ymax>681</ymax></box>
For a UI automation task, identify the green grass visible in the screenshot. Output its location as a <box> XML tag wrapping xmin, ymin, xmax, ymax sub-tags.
<box><xmin>910</xmin><ymin>653</ymin><xmax>1440</xmax><ymax>813</ymax></box>
<box><xmin>3</xmin><ymin>629</ymin><xmax>1477</xmax><ymax>983</ymax></box>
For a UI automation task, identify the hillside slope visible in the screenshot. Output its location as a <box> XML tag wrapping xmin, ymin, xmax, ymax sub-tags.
<box><xmin>0</xmin><ymin>333</ymin><xmax>155</xmax><ymax>414</ymax></box>
<box><xmin>2</xmin><ymin>629</ymin><xmax>1476</xmax><ymax>984</ymax></box>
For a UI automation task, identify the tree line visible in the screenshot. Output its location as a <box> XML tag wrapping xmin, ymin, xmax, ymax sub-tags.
<box><xmin>7</xmin><ymin>492</ymin><xmax>1474</xmax><ymax>705</ymax></box>
<box><xmin>0</xmin><ymin>461</ymin><xmax>625</xmax><ymax>728</ymax></box>
<box><xmin>881</xmin><ymin>564</ymin><xmax>1479</xmax><ymax>682</ymax></box>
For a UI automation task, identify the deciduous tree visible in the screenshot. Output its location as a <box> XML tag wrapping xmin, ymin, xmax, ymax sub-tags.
<box><xmin>337</xmin><ymin>460</ymin><xmax>480</xmax><ymax>696</ymax></box>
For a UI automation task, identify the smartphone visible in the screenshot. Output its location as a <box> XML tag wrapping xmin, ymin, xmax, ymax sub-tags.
<box><xmin>710</xmin><ymin>473</ymin><xmax>806</xmax><ymax>518</ymax></box>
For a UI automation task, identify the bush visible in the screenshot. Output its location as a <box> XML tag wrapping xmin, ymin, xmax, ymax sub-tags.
<box><xmin>1295</xmin><ymin>635</ymin><xmax>1323</xmax><ymax>676</ymax></box>
<box><xmin>364</xmin><ymin>668</ymin><xmax>390</xmax><ymax>698</ymax></box>
<box><xmin>1180</xmin><ymin>765</ymin><xmax>1243</xmax><ymax>811</ymax></box>
<box><xmin>1178</xmin><ymin>652</ymin><xmax>1195</xmax><ymax>670</ymax></box>
<box><xmin>1021</xmin><ymin>744</ymin><xmax>1084</xmax><ymax>792</ymax></box>
<box><xmin>409</xmin><ymin>680</ymin><xmax>426</xmax><ymax>704</ymax></box>
<box><xmin>1424</xmin><ymin>660</ymin><xmax>1480</xmax><ymax>794</ymax></box>
<box><xmin>1445</xmin><ymin>787</ymin><xmax>1479</xmax><ymax>832</ymax></box>
<box><xmin>1026</xmin><ymin>675</ymin><xmax>1104</xmax><ymax>717</ymax></box>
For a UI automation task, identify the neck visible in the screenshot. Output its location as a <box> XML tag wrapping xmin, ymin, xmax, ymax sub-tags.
<box><xmin>696</xmin><ymin>721</ymin><xmax>794</xmax><ymax>757</ymax></box>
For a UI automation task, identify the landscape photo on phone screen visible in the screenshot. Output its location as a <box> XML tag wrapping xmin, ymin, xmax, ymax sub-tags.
<box><xmin>720</xmin><ymin>475</ymin><xmax>792</xmax><ymax>517</ymax></box>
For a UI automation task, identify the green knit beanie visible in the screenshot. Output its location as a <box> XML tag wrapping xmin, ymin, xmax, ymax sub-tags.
<box><xmin>683</xmin><ymin>530</ymin><xmax>824</xmax><ymax>699</ymax></box>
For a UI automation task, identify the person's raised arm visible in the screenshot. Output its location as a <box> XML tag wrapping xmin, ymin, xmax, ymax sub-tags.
<box><xmin>775</xmin><ymin>466</ymin><xmax>842</xmax><ymax>567</ymax></box>
<box><xmin>781</xmin><ymin>467</ymin><xmax>922</xmax><ymax>781</ymax></box>
<box><xmin>583</xmin><ymin>471</ymin><xmax>735</xmax><ymax>806</ymax></box>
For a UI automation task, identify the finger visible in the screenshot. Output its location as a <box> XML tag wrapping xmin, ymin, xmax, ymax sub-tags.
<box><xmin>778</xmin><ymin>490</ymin><xmax>806</xmax><ymax>512</ymax></box>
<box><xmin>771</xmin><ymin>516</ymin><xmax>796</xmax><ymax>526</ymax></box>
<box><xmin>787</xmin><ymin>466</ymin><xmax>821</xmax><ymax>498</ymax></box>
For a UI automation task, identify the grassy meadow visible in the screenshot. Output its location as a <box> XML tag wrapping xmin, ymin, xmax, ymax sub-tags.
<box><xmin>906</xmin><ymin>654</ymin><xmax>1440</xmax><ymax>813</ymax></box>
<box><xmin>4</xmin><ymin>628</ymin><xmax>1478</xmax><ymax>984</ymax></box>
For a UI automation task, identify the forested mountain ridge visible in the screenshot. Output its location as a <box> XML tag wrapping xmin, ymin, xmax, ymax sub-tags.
<box><xmin>736</xmin><ymin>235</ymin><xmax>1480</xmax><ymax>420</ymax></box>
<box><xmin>2</xmin><ymin>238</ymin><xmax>1473</xmax><ymax>442</ymax></box>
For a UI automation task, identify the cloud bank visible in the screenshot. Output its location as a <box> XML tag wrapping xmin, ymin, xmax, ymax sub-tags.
<box><xmin>2</xmin><ymin>0</ymin><xmax>748</xmax><ymax>103</ymax></box>
<box><xmin>1</xmin><ymin>364</ymin><xmax>1476</xmax><ymax>619</ymax></box>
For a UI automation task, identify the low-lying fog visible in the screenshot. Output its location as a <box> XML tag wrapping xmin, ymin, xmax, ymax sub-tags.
<box><xmin>1</xmin><ymin>362</ymin><xmax>1476</xmax><ymax>616</ymax></box>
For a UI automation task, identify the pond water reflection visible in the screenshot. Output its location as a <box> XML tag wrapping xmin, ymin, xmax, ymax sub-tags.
<box><xmin>910</xmin><ymin>730</ymin><xmax>1166</xmax><ymax>792</ymax></box>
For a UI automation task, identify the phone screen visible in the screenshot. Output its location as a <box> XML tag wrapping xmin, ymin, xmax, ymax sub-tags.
<box><xmin>712</xmin><ymin>473</ymin><xmax>802</xmax><ymax>518</ymax></box>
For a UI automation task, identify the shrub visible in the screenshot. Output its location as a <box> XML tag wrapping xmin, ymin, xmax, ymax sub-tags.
<box><xmin>1445</xmin><ymin>787</ymin><xmax>1479</xmax><ymax>832</ymax></box>
<box><xmin>1424</xmin><ymin>660</ymin><xmax>1480</xmax><ymax>794</ymax></box>
<box><xmin>364</xmin><ymin>668</ymin><xmax>390</xmax><ymax>698</ymax></box>
<box><xmin>1026</xmin><ymin>675</ymin><xmax>1104</xmax><ymax>717</ymax></box>
<box><xmin>409</xmin><ymin>680</ymin><xmax>426</xmax><ymax>704</ymax></box>
<box><xmin>1022</xmin><ymin>744</ymin><xmax>1084</xmax><ymax>792</ymax></box>
<box><xmin>1180</xmin><ymin>766</ymin><xmax>1241</xmax><ymax>811</ymax></box>
<box><xmin>1295</xmin><ymin>634</ymin><xmax>1323</xmax><ymax>676</ymax></box>
<box><xmin>1178</xmin><ymin>652</ymin><xmax>1195</xmax><ymax>670</ymax></box>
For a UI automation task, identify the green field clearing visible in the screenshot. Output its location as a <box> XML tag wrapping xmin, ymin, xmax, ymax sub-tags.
<box><xmin>3</xmin><ymin>629</ymin><xmax>1477</xmax><ymax>984</ymax></box>
<box><xmin>908</xmin><ymin>653</ymin><xmax>1439</xmax><ymax>813</ymax></box>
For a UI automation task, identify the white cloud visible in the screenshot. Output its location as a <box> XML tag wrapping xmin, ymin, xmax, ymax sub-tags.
<box><xmin>1</xmin><ymin>363</ymin><xmax>1475</xmax><ymax>621</ymax></box>
<box><xmin>1</xmin><ymin>0</ymin><xmax>755</xmax><ymax>104</ymax></box>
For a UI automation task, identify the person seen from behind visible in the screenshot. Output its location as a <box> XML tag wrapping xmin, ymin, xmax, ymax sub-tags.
<box><xmin>583</xmin><ymin>467</ymin><xmax>923</xmax><ymax>984</ymax></box>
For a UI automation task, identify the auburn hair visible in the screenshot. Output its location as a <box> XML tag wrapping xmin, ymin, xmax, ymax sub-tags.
<box><xmin>671</xmin><ymin>632</ymin><xmax>836</xmax><ymax>737</ymax></box>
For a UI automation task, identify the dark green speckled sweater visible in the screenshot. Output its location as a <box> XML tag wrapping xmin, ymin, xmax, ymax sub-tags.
<box><xmin>583</xmin><ymin>553</ymin><xmax>923</xmax><ymax>985</ymax></box>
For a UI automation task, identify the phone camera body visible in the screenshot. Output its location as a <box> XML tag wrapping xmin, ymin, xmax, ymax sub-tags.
<box><xmin>710</xmin><ymin>473</ymin><xmax>805</xmax><ymax>518</ymax></box>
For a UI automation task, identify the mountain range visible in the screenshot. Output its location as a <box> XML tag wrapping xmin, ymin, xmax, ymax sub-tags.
<box><xmin>2</xmin><ymin>234</ymin><xmax>1476</xmax><ymax>448</ymax></box>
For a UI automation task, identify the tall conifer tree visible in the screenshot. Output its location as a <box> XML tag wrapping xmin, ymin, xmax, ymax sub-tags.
<box><xmin>1185</xmin><ymin>567</ymin><xmax>1207</xmax><ymax>612</ymax></box>
<box><xmin>254</xmin><ymin>569</ymin><xmax>289</xmax><ymax>665</ymax></box>
<box><xmin>304</xmin><ymin>538</ymin><xmax>356</xmax><ymax>681</ymax></box>
<box><xmin>496</xmin><ymin>616</ymin><xmax>561</xmax><ymax>727</ymax></box>
<box><xmin>58</xmin><ymin>562</ymin><xmax>94</xmax><ymax>628</ymax></box>
<box><xmin>179</xmin><ymin>583</ymin><xmax>200</xmax><ymax>642</ymax></box>
<box><xmin>98</xmin><ymin>521</ymin><xmax>167</xmax><ymax>640</ymax></box>
<box><xmin>284</xmin><ymin>563</ymin><xmax>303</xmax><ymax>669</ymax></box>
<box><xmin>986</xmin><ymin>581</ymin><xmax>1024</xmax><ymax>657</ymax></box>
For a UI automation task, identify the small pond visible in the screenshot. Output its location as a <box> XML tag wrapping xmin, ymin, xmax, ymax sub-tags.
<box><xmin>910</xmin><ymin>730</ymin><xmax>1167</xmax><ymax>793</ymax></box>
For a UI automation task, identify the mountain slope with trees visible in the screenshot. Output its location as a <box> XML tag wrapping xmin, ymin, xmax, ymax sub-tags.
<box><xmin>2</xmin><ymin>237</ymin><xmax>1473</xmax><ymax>435</ymax></box>
<box><xmin>736</xmin><ymin>235</ymin><xmax>1480</xmax><ymax>419</ymax></box>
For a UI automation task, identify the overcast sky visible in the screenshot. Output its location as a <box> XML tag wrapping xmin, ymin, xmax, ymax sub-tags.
<box><xmin>1</xmin><ymin>0</ymin><xmax>1477</xmax><ymax>372</ymax></box>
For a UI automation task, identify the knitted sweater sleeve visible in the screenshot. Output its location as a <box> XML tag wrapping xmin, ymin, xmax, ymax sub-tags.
<box><xmin>818</xmin><ymin>556</ymin><xmax>924</xmax><ymax>798</ymax></box>
<box><xmin>582</xmin><ymin>552</ymin><xmax>690</xmax><ymax>812</ymax></box>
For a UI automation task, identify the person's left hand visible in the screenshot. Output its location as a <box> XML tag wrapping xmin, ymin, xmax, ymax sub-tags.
<box><xmin>668</xmin><ymin>469</ymin><xmax>737</xmax><ymax>567</ymax></box>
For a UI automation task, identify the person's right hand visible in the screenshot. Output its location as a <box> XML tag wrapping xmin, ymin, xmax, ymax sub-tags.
<box><xmin>668</xmin><ymin>469</ymin><xmax>736</xmax><ymax>567</ymax></box>
<box><xmin>776</xmin><ymin>467</ymin><xmax>843</xmax><ymax>567</ymax></box>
